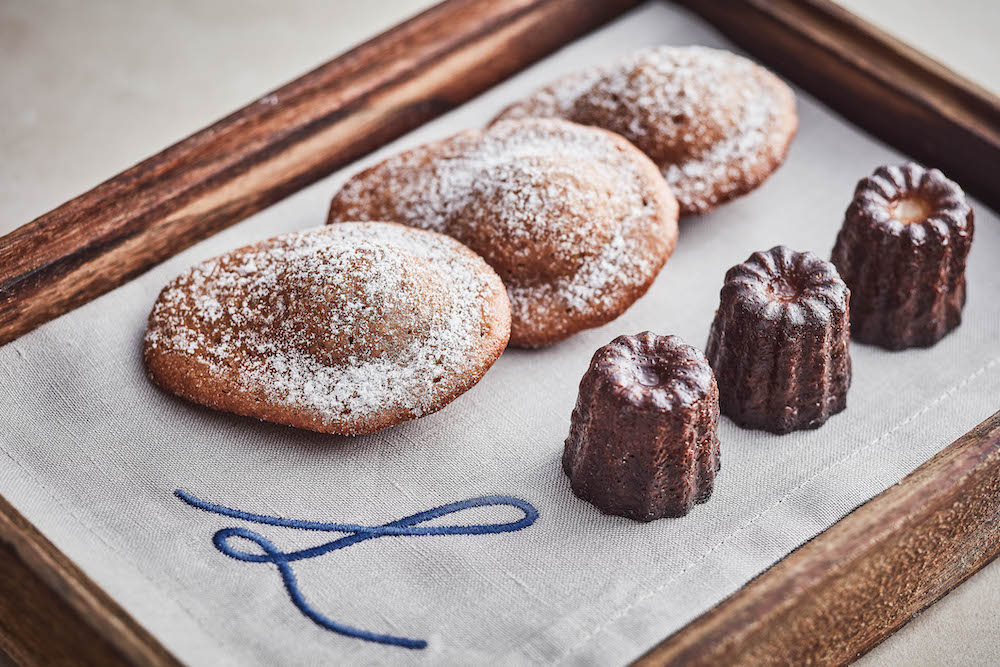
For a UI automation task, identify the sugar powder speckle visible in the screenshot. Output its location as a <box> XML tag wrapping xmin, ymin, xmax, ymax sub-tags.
<box><xmin>494</xmin><ymin>46</ymin><xmax>797</xmax><ymax>215</ymax></box>
<box><xmin>145</xmin><ymin>222</ymin><xmax>510</xmax><ymax>434</ymax></box>
<box><xmin>329</xmin><ymin>118</ymin><xmax>678</xmax><ymax>347</ymax></box>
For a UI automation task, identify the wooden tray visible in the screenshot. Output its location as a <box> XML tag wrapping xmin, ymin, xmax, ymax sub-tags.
<box><xmin>1</xmin><ymin>1</ymin><xmax>998</xmax><ymax>664</ymax></box>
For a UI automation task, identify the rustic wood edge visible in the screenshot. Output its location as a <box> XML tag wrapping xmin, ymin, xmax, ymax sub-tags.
<box><xmin>0</xmin><ymin>493</ymin><xmax>181</xmax><ymax>666</ymax></box>
<box><xmin>0</xmin><ymin>531</ymin><xmax>132</xmax><ymax>666</ymax></box>
<box><xmin>0</xmin><ymin>0</ymin><xmax>641</xmax><ymax>347</ymax></box>
<box><xmin>634</xmin><ymin>410</ymin><xmax>1000</xmax><ymax>666</ymax></box>
<box><xmin>675</xmin><ymin>0</ymin><xmax>1000</xmax><ymax>211</ymax></box>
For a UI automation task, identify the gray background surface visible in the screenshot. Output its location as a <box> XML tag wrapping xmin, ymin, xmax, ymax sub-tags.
<box><xmin>1</xmin><ymin>1</ymin><xmax>997</xmax><ymax>664</ymax></box>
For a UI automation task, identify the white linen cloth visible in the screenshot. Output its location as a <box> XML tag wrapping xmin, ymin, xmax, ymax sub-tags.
<box><xmin>2</xmin><ymin>3</ymin><xmax>999</xmax><ymax>665</ymax></box>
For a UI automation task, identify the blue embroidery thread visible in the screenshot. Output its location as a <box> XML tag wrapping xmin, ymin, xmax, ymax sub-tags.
<box><xmin>175</xmin><ymin>489</ymin><xmax>538</xmax><ymax>649</ymax></box>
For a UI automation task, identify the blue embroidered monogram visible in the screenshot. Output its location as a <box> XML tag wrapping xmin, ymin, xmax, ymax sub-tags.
<box><xmin>175</xmin><ymin>489</ymin><xmax>539</xmax><ymax>649</ymax></box>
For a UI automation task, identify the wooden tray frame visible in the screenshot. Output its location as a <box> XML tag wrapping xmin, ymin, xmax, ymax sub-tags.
<box><xmin>1</xmin><ymin>1</ymin><xmax>998</xmax><ymax>664</ymax></box>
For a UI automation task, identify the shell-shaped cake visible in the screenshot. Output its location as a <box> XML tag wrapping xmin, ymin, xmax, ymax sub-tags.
<box><xmin>328</xmin><ymin>118</ymin><xmax>679</xmax><ymax>348</ymax></box>
<box><xmin>831</xmin><ymin>163</ymin><xmax>974</xmax><ymax>350</ymax></box>
<box><xmin>706</xmin><ymin>246</ymin><xmax>851</xmax><ymax>434</ymax></box>
<box><xmin>563</xmin><ymin>332</ymin><xmax>720</xmax><ymax>521</ymax></box>
<box><xmin>144</xmin><ymin>222</ymin><xmax>511</xmax><ymax>435</ymax></box>
<box><xmin>493</xmin><ymin>46</ymin><xmax>798</xmax><ymax>215</ymax></box>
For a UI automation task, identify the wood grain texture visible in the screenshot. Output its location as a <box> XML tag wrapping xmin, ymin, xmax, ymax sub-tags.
<box><xmin>0</xmin><ymin>537</ymin><xmax>131</xmax><ymax>667</ymax></box>
<box><xmin>0</xmin><ymin>0</ymin><xmax>640</xmax><ymax>347</ymax></box>
<box><xmin>0</xmin><ymin>494</ymin><xmax>180</xmax><ymax>666</ymax></box>
<box><xmin>676</xmin><ymin>0</ymin><xmax>1000</xmax><ymax>211</ymax></box>
<box><xmin>635</xmin><ymin>410</ymin><xmax>1000</xmax><ymax>666</ymax></box>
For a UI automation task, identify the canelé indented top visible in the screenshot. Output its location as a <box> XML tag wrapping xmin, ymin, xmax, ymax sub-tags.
<box><xmin>831</xmin><ymin>163</ymin><xmax>974</xmax><ymax>350</ymax></box>
<box><xmin>706</xmin><ymin>246</ymin><xmax>851</xmax><ymax>434</ymax></box>
<box><xmin>563</xmin><ymin>332</ymin><xmax>720</xmax><ymax>521</ymax></box>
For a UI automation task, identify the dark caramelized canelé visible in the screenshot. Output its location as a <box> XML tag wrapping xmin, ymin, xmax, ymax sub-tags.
<box><xmin>706</xmin><ymin>246</ymin><xmax>851</xmax><ymax>434</ymax></box>
<box><xmin>831</xmin><ymin>163</ymin><xmax>974</xmax><ymax>349</ymax></box>
<box><xmin>563</xmin><ymin>332</ymin><xmax>720</xmax><ymax>521</ymax></box>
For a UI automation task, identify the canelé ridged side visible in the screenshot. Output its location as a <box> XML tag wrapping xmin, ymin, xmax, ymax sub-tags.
<box><xmin>706</xmin><ymin>246</ymin><xmax>851</xmax><ymax>434</ymax></box>
<box><xmin>831</xmin><ymin>163</ymin><xmax>974</xmax><ymax>350</ymax></box>
<box><xmin>562</xmin><ymin>332</ymin><xmax>720</xmax><ymax>521</ymax></box>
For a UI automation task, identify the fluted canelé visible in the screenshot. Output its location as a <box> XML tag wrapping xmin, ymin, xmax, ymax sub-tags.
<box><xmin>706</xmin><ymin>246</ymin><xmax>851</xmax><ymax>434</ymax></box>
<box><xmin>831</xmin><ymin>163</ymin><xmax>974</xmax><ymax>350</ymax></box>
<box><xmin>563</xmin><ymin>332</ymin><xmax>720</xmax><ymax>521</ymax></box>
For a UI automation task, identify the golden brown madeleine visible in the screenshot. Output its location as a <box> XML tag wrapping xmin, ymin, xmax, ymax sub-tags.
<box><xmin>494</xmin><ymin>46</ymin><xmax>798</xmax><ymax>216</ymax></box>
<box><xmin>831</xmin><ymin>163</ymin><xmax>974</xmax><ymax>350</ymax></box>
<box><xmin>144</xmin><ymin>222</ymin><xmax>510</xmax><ymax>435</ymax></box>
<box><xmin>328</xmin><ymin>118</ymin><xmax>679</xmax><ymax>347</ymax></box>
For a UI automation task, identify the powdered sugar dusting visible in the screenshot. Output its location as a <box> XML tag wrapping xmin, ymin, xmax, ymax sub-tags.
<box><xmin>495</xmin><ymin>46</ymin><xmax>797</xmax><ymax>214</ymax></box>
<box><xmin>145</xmin><ymin>222</ymin><xmax>508</xmax><ymax>432</ymax></box>
<box><xmin>329</xmin><ymin>119</ymin><xmax>677</xmax><ymax>346</ymax></box>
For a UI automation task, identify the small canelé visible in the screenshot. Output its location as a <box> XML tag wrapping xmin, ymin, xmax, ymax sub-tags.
<box><xmin>563</xmin><ymin>332</ymin><xmax>720</xmax><ymax>521</ymax></box>
<box><xmin>831</xmin><ymin>163</ymin><xmax>974</xmax><ymax>350</ymax></box>
<box><xmin>706</xmin><ymin>246</ymin><xmax>851</xmax><ymax>434</ymax></box>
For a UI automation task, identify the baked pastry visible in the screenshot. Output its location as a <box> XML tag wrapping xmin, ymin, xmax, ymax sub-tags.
<box><xmin>493</xmin><ymin>46</ymin><xmax>798</xmax><ymax>215</ymax></box>
<box><xmin>144</xmin><ymin>222</ymin><xmax>511</xmax><ymax>435</ymax></box>
<box><xmin>706</xmin><ymin>246</ymin><xmax>851</xmax><ymax>434</ymax></box>
<box><xmin>831</xmin><ymin>163</ymin><xmax>974</xmax><ymax>349</ymax></box>
<box><xmin>328</xmin><ymin>118</ymin><xmax>679</xmax><ymax>348</ymax></box>
<box><xmin>562</xmin><ymin>332</ymin><xmax>720</xmax><ymax>521</ymax></box>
